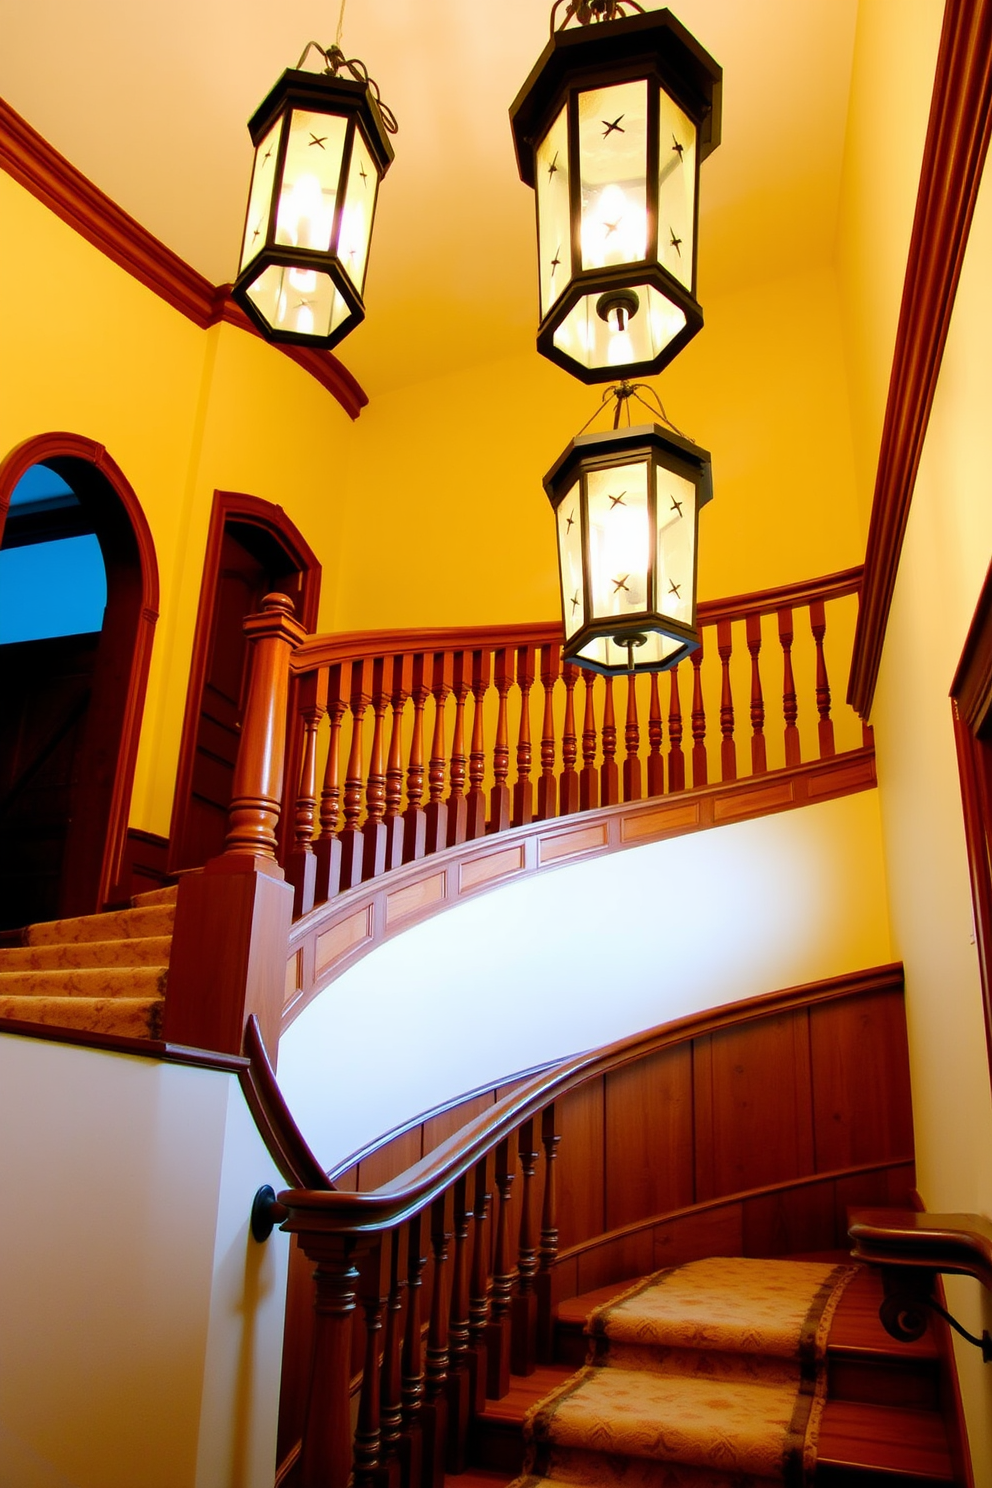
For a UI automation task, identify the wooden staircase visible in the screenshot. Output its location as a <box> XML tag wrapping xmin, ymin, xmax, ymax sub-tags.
<box><xmin>0</xmin><ymin>884</ymin><xmax>176</xmax><ymax>1037</ymax></box>
<box><xmin>462</xmin><ymin>1263</ymin><xmax>958</xmax><ymax>1486</ymax></box>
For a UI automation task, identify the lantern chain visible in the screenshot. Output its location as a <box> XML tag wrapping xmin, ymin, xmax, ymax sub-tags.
<box><xmin>295</xmin><ymin>39</ymin><xmax>399</xmax><ymax>134</ymax></box>
<box><xmin>575</xmin><ymin>381</ymin><xmax>692</xmax><ymax>441</ymax></box>
<box><xmin>550</xmin><ymin>0</ymin><xmax>645</xmax><ymax>35</ymax></box>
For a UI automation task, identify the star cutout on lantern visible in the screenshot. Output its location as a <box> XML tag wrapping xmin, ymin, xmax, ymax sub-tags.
<box><xmin>359</xmin><ymin>162</ymin><xmax>369</xmax><ymax>186</ymax></box>
<box><xmin>602</xmin><ymin>115</ymin><xmax>625</xmax><ymax>138</ymax></box>
<box><xmin>669</xmin><ymin>229</ymin><xmax>682</xmax><ymax>256</ymax></box>
<box><xmin>668</xmin><ymin>580</ymin><xmax>682</xmax><ymax>599</ymax></box>
<box><xmin>251</xmin><ymin>219</ymin><xmax>262</xmax><ymax>243</ymax></box>
<box><xmin>612</xmin><ymin>575</ymin><xmax>630</xmax><ymax>594</ymax></box>
<box><xmin>309</xmin><ymin>133</ymin><xmax>327</xmax><ymax>149</ymax></box>
<box><xmin>608</xmin><ymin>492</ymin><xmax>627</xmax><ymax>509</ymax></box>
<box><xmin>294</xmin><ymin>300</ymin><xmax>310</xmax><ymax>312</ymax></box>
<box><xmin>262</xmin><ymin>147</ymin><xmax>273</xmax><ymax>166</ymax></box>
<box><xmin>672</xmin><ymin>135</ymin><xmax>684</xmax><ymax>160</ymax></box>
<box><xmin>547</xmin><ymin>151</ymin><xmax>559</xmax><ymax>180</ymax></box>
<box><xmin>566</xmin><ymin>510</ymin><xmax>575</xmax><ymax>532</ymax></box>
<box><xmin>669</xmin><ymin>497</ymin><xmax>683</xmax><ymax>517</ymax></box>
<box><xmin>603</xmin><ymin>219</ymin><xmax>620</xmax><ymax>238</ymax></box>
<box><xmin>570</xmin><ymin>591</ymin><xmax>580</xmax><ymax>613</ymax></box>
<box><xmin>551</xmin><ymin>249</ymin><xmax>562</xmax><ymax>273</ymax></box>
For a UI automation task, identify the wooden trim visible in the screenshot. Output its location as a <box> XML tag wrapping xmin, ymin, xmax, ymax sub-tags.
<box><xmin>239</xmin><ymin>1015</ymin><xmax>332</xmax><ymax>1189</ymax></box>
<box><xmin>168</xmin><ymin>489</ymin><xmax>322</xmax><ymax>873</ymax></box>
<box><xmin>848</xmin><ymin>0</ymin><xmax>992</xmax><ymax>717</ymax></box>
<box><xmin>0</xmin><ymin>431</ymin><xmax>159</xmax><ymax>912</ymax></box>
<box><xmin>952</xmin><ymin>556</ymin><xmax>992</xmax><ymax>733</ymax></box>
<box><xmin>283</xmin><ymin>746</ymin><xmax>877</xmax><ymax>1028</ymax></box>
<box><xmin>0</xmin><ymin>97</ymin><xmax>367</xmax><ymax>420</ymax></box>
<box><xmin>0</xmin><ymin>1017</ymin><xmax>248</xmax><ymax>1072</ymax></box>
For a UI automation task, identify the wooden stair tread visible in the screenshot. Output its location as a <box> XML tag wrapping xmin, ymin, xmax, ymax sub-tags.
<box><xmin>826</xmin><ymin>1266</ymin><xmax>939</xmax><ymax>1359</ymax></box>
<box><xmin>477</xmin><ymin>1365</ymin><xmax>573</xmax><ymax>1424</ymax></box>
<box><xmin>817</xmin><ymin>1400</ymin><xmax>953</xmax><ymax>1479</ymax></box>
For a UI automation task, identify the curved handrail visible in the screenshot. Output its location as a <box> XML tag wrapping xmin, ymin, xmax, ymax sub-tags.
<box><xmin>849</xmin><ymin>1208</ymin><xmax>992</xmax><ymax>1292</ymax></box>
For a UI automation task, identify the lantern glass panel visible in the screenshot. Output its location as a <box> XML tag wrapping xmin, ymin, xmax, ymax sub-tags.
<box><xmin>240</xmin><ymin>120</ymin><xmax>281</xmax><ymax>273</ymax></box>
<box><xmin>577</xmin><ymin>632</ymin><xmax>684</xmax><ymax>670</ymax></box>
<box><xmin>556</xmin><ymin>479</ymin><xmax>585</xmax><ymax>641</ymax></box>
<box><xmin>246</xmin><ymin>263</ymin><xmax>350</xmax><ymax>340</ymax></box>
<box><xmin>586</xmin><ymin>461</ymin><xmax>650</xmax><ymax>621</ymax></box>
<box><xmin>536</xmin><ymin>105</ymin><xmax>571</xmax><ymax>317</ymax></box>
<box><xmin>658</xmin><ymin>95</ymin><xmax>696</xmax><ymax>290</ymax></box>
<box><xmin>552</xmin><ymin>283</ymin><xmax>686</xmax><ymax>372</ymax></box>
<box><xmin>339</xmin><ymin>126</ymin><xmax>378</xmax><ymax>291</ymax></box>
<box><xmin>578</xmin><ymin>81</ymin><xmax>649</xmax><ymax>271</ymax></box>
<box><xmin>655</xmin><ymin>467</ymin><xmax>696</xmax><ymax>623</ymax></box>
<box><xmin>276</xmin><ymin>109</ymin><xmax>348</xmax><ymax>253</ymax></box>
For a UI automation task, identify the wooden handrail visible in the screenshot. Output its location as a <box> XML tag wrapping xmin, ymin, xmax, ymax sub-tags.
<box><xmin>849</xmin><ymin>1208</ymin><xmax>992</xmax><ymax>1292</ymax></box>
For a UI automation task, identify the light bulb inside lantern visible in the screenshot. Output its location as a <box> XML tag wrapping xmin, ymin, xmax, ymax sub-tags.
<box><xmin>279</xmin><ymin>173</ymin><xmax>333</xmax><ymax>251</ymax></box>
<box><xmin>593</xmin><ymin>500</ymin><xmax>647</xmax><ymax>609</ymax></box>
<box><xmin>295</xmin><ymin>301</ymin><xmax>315</xmax><ymax>336</ymax></box>
<box><xmin>289</xmin><ymin>267</ymin><xmax>318</xmax><ymax>293</ymax></box>
<box><xmin>582</xmin><ymin>183</ymin><xmax>647</xmax><ymax>269</ymax></box>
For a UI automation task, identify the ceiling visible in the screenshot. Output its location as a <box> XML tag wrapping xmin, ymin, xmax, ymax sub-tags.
<box><xmin>0</xmin><ymin>0</ymin><xmax>859</xmax><ymax>397</ymax></box>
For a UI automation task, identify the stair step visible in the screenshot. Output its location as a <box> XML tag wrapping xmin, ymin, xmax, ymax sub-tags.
<box><xmin>130</xmin><ymin>885</ymin><xmax>178</xmax><ymax>907</ymax></box>
<box><xmin>0</xmin><ymin>966</ymin><xmax>167</xmax><ymax>998</ymax></box>
<box><xmin>817</xmin><ymin>1399</ymin><xmax>954</xmax><ymax>1483</ymax></box>
<box><xmin>0</xmin><ymin>995</ymin><xmax>163</xmax><ymax>1039</ymax></box>
<box><xmin>26</xmin><ymin>904</ymin><xmax>175</xmax><ymax>945</ymax></box>
<box><xmin>0</xmin><ymin>936</ymin><xmax>173</xmax><ymax>971</ymax></box>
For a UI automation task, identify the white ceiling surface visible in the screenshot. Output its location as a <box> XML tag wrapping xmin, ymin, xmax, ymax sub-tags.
<box><xmin>0</xmin><ymin>0</ymin><xmax>858</xmax><ymax>396</ymax></box>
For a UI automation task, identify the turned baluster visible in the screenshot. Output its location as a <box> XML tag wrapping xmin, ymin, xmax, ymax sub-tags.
<box><xmin>422</xmin><ymin>1193</ymin><xmax>452</xmax><ymax>1488</ymax></box>
<box><xmin>467</xmin><ymin>1155</ymin><xmax>493</xmax><ymax>1414</ymax></box>
<box><xmin>623</xmin><ymin>671</ymin><xmax>642</xmax><ymax>802</ymax></box>
<box><xmin>559</xmin><ymin>662</ymin><xmax>580</xmax><ymax>815</ymax></box>
<box><xmin>536</xmin><ymin>1105</ymin><xmax>561</xmax><ymax>1363</ymax></box>
<box><xmin>512</xmin><ymin>645</ymin><xmax>536</xmax><ymax>828</ymax></box>
<box><xmin>384</xmin><ymin>654</ymin><xmax>413</xmax><ymax>872</ymax></box>
<box><xmin>691</xmin><ymin>643</ymin><xmax>707</xmax><ymax>788</ymax></box>
<box><xmin>400</xmin><ymin>1214</ymin><xmax>427</xmax><ymax>1488</ymax></box>
<box><xmin>511</xmin><ymin>1120</ymin><xmax>539</xmax><ymax>1376</ymax></box>
<box><xmin>485</xmin><ymin>1140</ymin><xmax>514</xmax><ymax>1399</ymax></box>
<box><xmin>745</xmin><ymin>614</ymin><xmax>767</xmax><ymax>775</ymax></box>
<box><xmin>339</xmin><ymin>658</ymin><xmax>372</xmax><ymax>892</ymax></box>
<box><xmin>810</xmin><ymin>600</ymin><xmax>835</xmax><ymax>758</ymax></box>
<box><xmin>445</xmin><ymin>1177</ymin><xmax>473</xmax><ymax>1473</ymax></box>
<box><xmin>379</xmin><ymin>1227</ymin><xmax>406</xmax><ymax>1488</ymax></box>
<box><xmin>314</xmin><ymin>665</ymin><xmax>346</xmax><ymax>904</ymax></box>
<box><xmin>489</xmin><ymin>648</ymin><xmax>513</xmax><ymax>834</ymax></box>
<box><xmin>580</xmin><ymin>670</ymin><xmax>599</xmax><ymax>811</ymax></box>
<box><xmin>286</xmin><ymin>667</ymin><xmax>327</xmax><ymax>917</ymax></box>
<box><xmin>446</xmin><ymin>653</ymin><xmax>470</xmax><ymax>847</ymax></box>
<box><xmin>537</xmin><ymin>644</ymin><xmax>560</xmax><ymax>821</ymax></box>
<box><xmin>402</xmin><ymin>655</ymin><xmax>429</xmax><ymax>864</ymax></box>
<box><xmin>425</xmin><ymin>652</ymin><xmax>453</xmax><ymax>855</ymax></box>
<box><xmin>717</xmin><ymin>618</ymin><xmax>737</xmax><ymax>782</ymax></box>
<box><xmin>667</xmin><ymin>665</ymin><xmax>685</xmax><ymax>791</ymax></box>
<box><xmin>647</xmin><ymin>674</ymin><xmax>664</xmax><ymax>797</ymax></box>
<box><xmin>362</xmin><ymin>657</ymin><xmax>389</xmax><ymax>882</ymax></box>
<box><xmin>466</xmin><ymin>650</ymin><xmax>490</xmax><ymax>840</ymax></box>
<box><xmin>298</xmin><ymin>1236</ymin><xmax>362</xmax><ymax>1488</ymax></box>
<box><xmin>601</xmin><ymin>676</ymin><xmax>619</xmax><ymax>806</ymax></box>
<box><xmin>779</xmin><ymin>608</ymin><xmax>801</xmax><ymax>767</ymax></box>
<box><xmin>354</xmin><ymin>1239</ymin><xmax>390</xmax><ymax>1488</ymax></box>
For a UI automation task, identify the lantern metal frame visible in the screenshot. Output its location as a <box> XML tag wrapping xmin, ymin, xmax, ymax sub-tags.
<box><xmin>232</xmin><ymin>50</ymin><xmax>395</xmax><ymax>351</ymax></box>
<box><xmin>510</xmin><ymin>8</ymin><xmax>722</xmax><ymax>384</ymax></box>
<box><xmin>545</xmin><ymin>395</ymin><xmax>713</xmax><ymax>676</ymax></box>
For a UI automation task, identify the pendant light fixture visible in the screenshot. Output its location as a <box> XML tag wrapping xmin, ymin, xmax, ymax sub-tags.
<box><xmin>232</xmin><ymin>40</ymin><xmax>397</xmax><ymax>350</ymax></box>
<box><xmin>546</xmin><ymin>382</ymin><xmax>712</xmax><ymax>674</ymax></box>
<box><xmin>510</xmin><ymin>1</ymin><xmax>721</xmax><ymax>383</ymax></box>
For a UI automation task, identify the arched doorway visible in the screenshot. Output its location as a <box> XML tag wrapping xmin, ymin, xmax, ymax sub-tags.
<box><xmin>0</xmin><ymin>434</ymin><xmax>158</xmax><ymax>930</ymax></box>
<box><xmin>169</xmin><ymin>490</ymin><xmax>320</xmax><ymax>872</ymax></box>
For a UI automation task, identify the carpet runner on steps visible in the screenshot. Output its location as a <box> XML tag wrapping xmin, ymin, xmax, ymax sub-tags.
<box><xmin>511</xmin><ymin>1257</ymin><xmax>857</xmax><ymax>1488</ymax></box>
<box><xmin>0</xmin><ymin>885</ymin><xmax>177</xmax><ymax>1038</ymax></box>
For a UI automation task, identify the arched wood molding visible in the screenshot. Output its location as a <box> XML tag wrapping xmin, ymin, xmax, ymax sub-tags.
<box><xmin>168</xmin><ymin>489</ymin><xmax>322</xmax><ymax>873</ymax></box>
<box><xmin>282</xmin><ymin>744</ymin><xmax>876</xmax><ymax>1031</ymax></box>
<box><xmin>0</xmin><ymin>98</ymin><xmax>367</xmax><ymax>421</ymax></box>
<box><xmin>0</xmin><ymin>431</ymin><xmax>159</xmax><ymax>909</ymax></box>
<box><xmin>848</xmin><ymin>0</ymin><xmax>992</xmax><ymax>717</ymax></box>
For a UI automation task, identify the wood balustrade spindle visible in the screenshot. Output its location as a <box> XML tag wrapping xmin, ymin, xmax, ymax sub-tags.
<box><xmin>745</xmin><ymin>614</ymin><xmax>767</xmax><ymax>775</ymax></box>
<box><xmin>422</xmin><ymin>1193</ymin><xmax>452</xmax><ymax>1488</ymax></box>
<box><xmin>485</xmin><ymin>1139</ymin><xmax>514</xmax><ymax>1399</ymax></box>
<box><xmin>537</xmin><ymin>644</ymin><xmax>559</xmax><ymax>821</ymax></box>
<box><xmin>667</xmin><ymin>665</ymin><xmax>685</xmax><ymax>792</ymax></box>
<box><xmin>446</xmin><ymin>653</ymin><xmax>470</xmax><ymax>847</ymax></box>
<box><xmin>466</xmin><ymin>650</ymin><xmax>490</xmax><ymax>840</ymax></box>
<box><xmin>468</xmin><ymin>1156</ymin><xmax>493</xmax><ymax>1415</ymax></box>
<box><xmin>511</xmin><ymin>1120</ymin><xmax>539</xmax><ymax>1376</ymax></box>
<box><xmin>299</xmin><ymin>1238</ymin><xmax>361</xmax><ymax>1488</ymax></box>
<box><xmin>647</xmin><ymin>673</ymin><xmax>664</xmax><ymax>797</ymax></box>
<box><xmin>445</xmin><ymin>1177</ymin><xmax>473</xmax><ymax>1473</ymax></box>
<box><xmin>314</xmin><ymin>666</ymin><xmax>346</xmax><ymax>903</ymax></box>
<box><xmin>400</xmin><ymin>1214</ymin><xmax>427</xmax><ymax>1488</ymax></box>
<box><xmin>691</xmin><ymin>644</ymin><xmax>707</xmax><ymax>788</ymax></box>
<box><xmin>623</xmin><ymin>671</ymin><xmax>642</xmax><ymax>802</ymax></box>
<box><xmin>717</xmin><ymin>618</ymin><xmax>737</xmax><ymax>782</ymax></box>
<box><xmin>601</xmin><ymin>676</ymin><xmax>619</xmax><ymax>805</ymax></box>
<box><xmin>286</xmin><ymin>668</ymin><xmax>326</xmax><ymax>917</ymax></box>
<box><xmin>809</xmin><ymin>600</ymin><xmax>835</xmax><ymax>758</ymax></box>
<box><xmin>361</xmin><ymin>657</ymin><xmax>389</xmax><ymax>882</ymax></box>
<box><xmin>580</xmin><ymin>670</ymin><xmax>599</xmax><ymax>811</ymax></box>
<box><xmin>536</xmin><ymin>1105</ymin><xmax>561</xmax><ymax>1363</ymax></box>
<box><xmin>384</xmin><ymin>654</ymin><xmax>412</xmax><ymax>871</ymax></box>
<box><xmin>339</xmin><ymin>658</ymin><xmax>372</xmax><ymax>892</ymax></box>
<box><xmin>425</xmin><ymin>652</ymin><xmax>453</xmax><ymax>856</ymax></box>
<box><xmin>559</xmin><ymin>662</ymin><xmax>580</xmax><ymax>815</ymax></box>
<box><xmin>402</xmin><ymin>656</ymin><xmax>429</xmax><ymax>864</ymax></box>
<box><xmin>354</xmin><ymin>1240</ymin><xmax>390</xmax><ymax>1488</ymax></box>
<box><xmin>380</xmin><ymin>1228</ymin><xmax>406</xmax><ymax>1488</ymax></box>
<box><xmin>778</xmin><ymin>608</ymin><xmax>802</xmax><ymax>767</ymax></box>
<box><xmin>489</xmin><ymin>648</ymin><xmax>513</xmax><ymax>834</ymax></box>
<box><xmin>512</xmin><ymin>646</ymin><xmax>535</xmax><ymax>828</ymax></box>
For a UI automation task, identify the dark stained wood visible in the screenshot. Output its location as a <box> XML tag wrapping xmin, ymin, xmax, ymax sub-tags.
<box><xmin>555</xmin><ymin>1080</ymin><xmax>605</xmax><ymax>1251</ymax></box>
<box><xmin>490</xmin><ymin>648</ymin><xmax>513</xmax><ymax>835</ymax></box>
<box><xmin>778</xmin><ymin>607</ymin><xmax>801</xmax><ymax>768</ymax></box>
<box><xmin>559</xmin><ymin>663</ymin><xmax>580</xmax><ymax>815</ymax></box>
<box><xmin>600</xmin><ymin>677</ymin><xmax>619</xmax><ymax>807</ymax></box>
<box><xmin>445</xmin><ymin>1176</ymin><xmax>473</xmax><ymax>1473</ymax></box>
<box><xmin>742</xmin><ymin>1179</ymin><xmax>836</xmax><ymax>1257</ymax></box>
<box><xmin>315</xmin><ymin>665</ymin><xmax>346</xmax><ymax>901</ymax></box>
<box><xmin>690</xmin><ymin>647</ymin><xmax>707</xmax><ymax>787</ymax></box>
<box><xmin>745</xmin><ymin>613</ymin><xmax>767</xmax><ymax>775</ymax></box>
<box><xmin>646</xmin><ymin>673</ymin><xmax>664</xmax><ymax>797</ymax></box>
<box><xmin>486</xmin><ymin>1140</ymin><xmax>514</xmax><ymax>1399</ymax></box>
<box><xmin>339</xmin><ymin>659</ymin><xmax>372</xmax><ymax>891</ymax></box>
<box><xmin>579</xmin><ymin>670</ymin><xmax>599</xmax><ymax>812</ymax></box>
<box><xmin>622</xmin><ymin>672</ymin><xmax>641</xmax><ymax>803</ymax></box>
<box><xmin>358</xmin><ymin>1128</ymin><xmax>424</xmax><ymax>1192</ymax></box>
<box><xmin>384</xmin><ymin>655</ymin><xmax>413</xmax><ymax>871</ymax></box>
<box><xmin>447</xmin><ymin>652</ymin><xmax>471</xmax><ymax>848</ymax></box>
<box><xmin>402</xmin><ymin>655</ymin><xmax>430</xmax><ymax>864</ymax></box>
<box><xmin>466</xmin><ymin>650</ymin><xmax>491</xmax><ymax>841</ymax></box>
<box><xmin>286</xmin><ymin>669</ymin><xmax>327</xmax><ymax>917</ymax></box>
<box><xmin>511</xmin><ymin>1120</ymin><xmax>539</xmax><ymax>1376</ymax></box>
<box><xmin>114</xmin><ymin>827</ymin><xmax>171</xmax><ymax>901</ymax></box>
<box><xmin>537</xmin><ymin>645</ymin><xmax>560</xmax><ymax>822</ymax></box>
<box><xmin>426</xmin><ymin>653</ymin><xmax>453</xmax><ymax>855</ymax></box>
<box><xmin>810</xmin><ymin>989</ymin><xmax>914</xmax><ymax>1171</ymax></box>
<box><xmin>361</xmin><ymin>659</ymin><xmax>389</xmax><ymax>881</ymax></box>
<box><xmin>512</xmin><ymin>646</ymin><xmax>536</xmax><ymax>829</ymax></box>
<box><xmin>604</xmin><ymin>1045</ymin><xmax>694</xmax><ymax>1230</ymax></box>
<box><xmin>716</xmin><ymin>618</ymin><xmax>736</xmax><ymax>782</ymax></box>
<box><xmin>810</xmin><ymin>599</ymin><xmax>835</xmax><ymax>759</ymax></box>
<box><xmin>667</xmin><ymin>664</ymin><xmax>685</xmax><ymax>792</ymax></box>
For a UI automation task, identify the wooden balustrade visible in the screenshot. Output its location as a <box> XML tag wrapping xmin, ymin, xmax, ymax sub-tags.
<box><xmin>277</xmin><ymin>569</ymin><xmax>864</xmax><ymax>918</ymax></box>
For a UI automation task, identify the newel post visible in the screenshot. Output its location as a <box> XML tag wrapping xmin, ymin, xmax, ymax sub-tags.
<box><xmin>165</xmin><ymin>593</ymin><xmax>305</xmax><ymax>1060</ymax></box>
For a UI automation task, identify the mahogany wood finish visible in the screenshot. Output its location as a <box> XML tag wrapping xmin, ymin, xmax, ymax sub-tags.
<box><xmin>0</xmin><ymin>98</ymin><xmax>367</xmax><ymax>419</ymax></box>
<box><xmin>848</xmin><ymin>0</ymin><xmax>992</xmax><ymax>717</ymax></box>
<box><xmin>849</xmin><ymin>1208</ymin><xmax>992</xmax><ymax>1294</ymax></box>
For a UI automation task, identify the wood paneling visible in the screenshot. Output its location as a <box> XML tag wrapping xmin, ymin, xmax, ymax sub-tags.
<box><xmin>554</xmin><ymin>1081</ymin><xmax>605</xmax><ymax>1250</ymax></box>
<box><xmin>742</xmin><ymin>1180</ymin><xmax>836</xmax><ymax>1257</ymax></box>
<box><xmin>356</xmin><ymin>1128</ymin><xmax>423</xmax><ymax>1191</ymax></box>
<box><xmin>604</xmin><ymin>1045</ymin><xmax>693</xmax><ymax>1230</ymax></box>
<box><xmin>422</xmin><ymin>1093</ymin><xmax>495</xmax><ymax>1153</ymax></box>
<box><xmin>652</xmin><ymin>1203</ymin><xmax>744</xmax><ymax>1270</ymax></box>
<box><xmin>810</xmin><ymin>989</ymin><xmax>914</xmax><ymax>1170</ymax></box>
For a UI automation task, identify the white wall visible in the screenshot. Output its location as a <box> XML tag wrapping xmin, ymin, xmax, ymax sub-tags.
<box><xmin>0</xmin><ymin>1035</ymin><xmax>289</xmax><ymax>1488</ymax></box>
<box><xmin>279</xmin><ymin>790</ymin><xmax>892</xmax><ymax>1170</ymax></box>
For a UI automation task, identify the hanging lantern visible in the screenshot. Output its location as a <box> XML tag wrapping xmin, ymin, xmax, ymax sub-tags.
<box><xmin>510</xmin><ymin>3</ymin><xmax>721</xmax><ymax>383</ymax></box>
<box><xmin>232</xmin><ymin>44</ymin><xmax>396</xmax><ymax>349</ymax></box>
<box><xmin>546</xmin><ymin>387</ymin><xmax>712</xmax><ymax>674</ymax></box>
